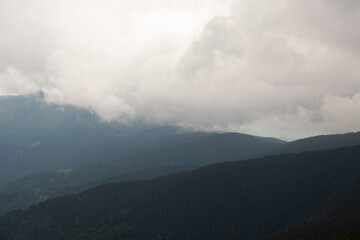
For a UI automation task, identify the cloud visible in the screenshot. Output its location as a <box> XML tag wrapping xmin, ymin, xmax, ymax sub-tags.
<box><xmin>321</xmin><ymin>94</ymin><xmax>360</xmax><ymax>133</ymax></box>
<box><xmin>0</xmin><ymin>0</ymin><xmax>359</xmax><ymax>139</ymax></box>
<box><xmin>0</xmin><ymin>67</ymin><xmax>40</xmax><ymax>95</ymax></box>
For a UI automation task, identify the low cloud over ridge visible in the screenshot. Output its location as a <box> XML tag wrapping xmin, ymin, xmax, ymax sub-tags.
<box><xmin>0</xmin><ymin>0</ymin><xmax>359</xmax><ymax>139</ymax></box>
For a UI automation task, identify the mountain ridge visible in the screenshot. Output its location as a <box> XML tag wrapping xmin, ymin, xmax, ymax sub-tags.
<box><xmin>2</xmin><ymin>145</ymin><xmax>360</xmax><ymax>239</ymax></box>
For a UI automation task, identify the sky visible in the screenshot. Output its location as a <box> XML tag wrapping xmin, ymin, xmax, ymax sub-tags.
<box><xmin>0</xmin><ymin>0</ymin><xmax>359</xmax><ymax>140</ymax></box>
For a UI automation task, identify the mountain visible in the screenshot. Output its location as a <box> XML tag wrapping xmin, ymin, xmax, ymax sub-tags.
<box><xmin>95</xmin><ymin>131</ymin><xmax>283</xmax><ymax>170</ymax></box>
<box><xmin>1</xmin><ymin>145</ymin><xmax>360</xmax><ymax>239</ymax></box>
<box><xmin>255</xmin><ymin>172</ymin><xmax>360</xmax><ymax>240</ymax></box>
<box><xmin>4</xmin><ymin>108</ymin><xmax>360</xmax><ymax>218</ymax></box>
<box><xmin>0</xmin><ymin>93</ymin><xmax>179</xmax><ymax>184</ymax></box>
<box><xmin>271</xmin><ymin>131</ymin><xmax>360</xmax><ymax>155</ymax></box>
<box><xmin>0</xmin><ymin>131</ymin><xmax>283</xmax><ymax>215</ymax></box>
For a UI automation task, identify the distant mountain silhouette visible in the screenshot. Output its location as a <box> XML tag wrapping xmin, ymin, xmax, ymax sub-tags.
<box><xmin>0</xmin><ymin>93</ymin><xmax>179</xmax><ymax>183</ymax></box>
<box><xmin>271</xmin><ymin>131</ymin><xmax>360</xmax><ymax>154</ymax></box>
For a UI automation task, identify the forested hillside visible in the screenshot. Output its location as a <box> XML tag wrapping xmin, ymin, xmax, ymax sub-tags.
<box><xmin>255</xmin><ymin>173</ymin><xmax>360</xmax><ymax>240</ymax></box>
<box><xmin>0</xmin><ymin>131</ymin><xmax>282</xmax><ymax>215</ymax></box>
<box><xmin>1</xmin><ymin>145</ymin><xmax>360</xmax><ymax>239</ymax></box>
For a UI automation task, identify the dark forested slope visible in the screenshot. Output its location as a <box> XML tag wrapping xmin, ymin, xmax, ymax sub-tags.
<box><xmin>255</xmin><ymin>173</ymin><xmax>360</xmax><ymax>240</ymax></box>
<box><xmin>1</xmin><ymin>145</ymin><xmax>360</xmax><ymax>240</ymax></box>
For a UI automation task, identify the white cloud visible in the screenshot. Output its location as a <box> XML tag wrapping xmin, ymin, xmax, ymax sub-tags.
<box><xmin>0</xmin><ymin>67</ymin><xmax>40</xmax><ymax>95</ymax></box>
<box><xmin>0</xmin><ymin>0</ymin><xmax>359</xmax><ymax>139</ymax></box>
<box><xmin>321</xmin><ymin>94</ymin><xmax>360</xmax><ymax>133</ymax></box>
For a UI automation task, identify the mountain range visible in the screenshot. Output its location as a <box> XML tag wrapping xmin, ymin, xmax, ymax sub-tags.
<box><xmin>1</xmin><ymin>93</ymin><xmax>360</xmax><ymax>239</ymax></box>
<box><xmin>2</xmin><ymin>145</ymin><xmax>360</xmax><ymax>239</ymax></box>
<box><xmin>2</xmin><ymin>127</ymin><xmax>360</xmax><ymax>216</ymax></box>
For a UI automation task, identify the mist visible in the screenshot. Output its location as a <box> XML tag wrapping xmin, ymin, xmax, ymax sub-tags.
<box><xmin>0</xmin><ymin>0</ymin><xmax>359</xmax><ymax>139</ymax></box>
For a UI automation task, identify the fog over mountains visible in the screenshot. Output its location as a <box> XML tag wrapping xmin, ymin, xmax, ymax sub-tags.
<box><xmin>1</xmin><ymin>0</ymin><xmax>360</xmax><ymax>138</ymax></box>
<box><xmin>1</xmin><ymin>94</ymin><xmax>360</xmax><ymax>225</ymax></box>
<box><xmin>0</xmin><ymin>1</ymin><xmax>360</xmax><ymax>239</ymax></box>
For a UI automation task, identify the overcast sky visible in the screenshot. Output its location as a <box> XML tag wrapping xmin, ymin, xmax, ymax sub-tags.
<box><xmin>0</xmin><ymin>0</ymin><xmax>359</xmax><ymax>139</ymax></box>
